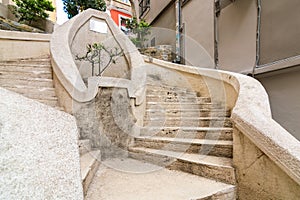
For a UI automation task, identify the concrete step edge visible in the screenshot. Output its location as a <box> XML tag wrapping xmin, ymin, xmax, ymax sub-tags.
<box><xmin>2</xmin><ymin>84</ymin><xmax>55</xmax><ymax>90</ymax></box>
<box><xmin>141</xmin><ymin>127</ymin><xmax>233</xmax><ymax>131</ymax></box>
<box><xmin>129</xmin><ymin>147</ymin><xmax>234</xmax><ymax>169</ymax></box>
<box><xmin>135</xmin><ymin>136</ymin><xmax>233</xmax><ymax>146</ymax></box>
<box><xmin>80</xmin><ymin>150</ymin><xmax>101</xmax><ymax>195</ymax></box>
<box><xmin>129</xmin><ymin>147</ymin><xmax>236</xmax><ymax>184</ymax></box>
<box><xmin>0</xmin><ymin>76</ymin><xmax>53</xmax><ymax>82</ymax></box>
<box><xmin>195</xmin><ymin>186</ymin><xmax>236</xmax><ymax>200</ymax></box>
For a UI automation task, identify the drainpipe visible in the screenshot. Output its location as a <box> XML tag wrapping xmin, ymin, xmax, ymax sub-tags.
<box><xmin>175</xmin><ymin>0</ymin><xmax>182</xmax><ymax>64</ymax></box>
<box><xmin>214</xmin><ymin>0</ymin><xmax>221</xmax><ymax>69</ymax></box>
<box><xmin>252</xmin><ymin>0</ymin><xmax>262</xmax><ymax>77</ymax></box>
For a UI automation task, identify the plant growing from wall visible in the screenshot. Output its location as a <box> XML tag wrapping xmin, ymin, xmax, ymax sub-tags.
<box><xmin>125</xmin><ymin>17</ymin><xmax>151</xmax><ymax>49</ymax></box>
<box><xmin>62</xmin><ymin>0</ymin><xmax>106</xmax><ymax>19</ymax></box>
<box><xmin>12</xmin><ymin>0</ymin><xmax>55</xmax><ymax>24</ymax></box>
<box><xmin>75</xmin><ymin>43</ymin><xmax>123</xmax><ymax>76</ymax></box>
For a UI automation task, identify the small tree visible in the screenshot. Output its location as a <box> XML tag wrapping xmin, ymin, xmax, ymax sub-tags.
<box><xmin>12</xmin><ymin>0</ymin><xmax>55</xmax><ymax>24</ymax></box>
<box><xmin>126</xmin><ymin>17</ymin><xmax>150</xmax><ymax>49</ymax></box>
<box><xmin>75</xmin><ymin>43</ymin><xmax>123</xmax><ymax>76</ymax></box>
<box><xmin>62</xmin><ymin>0</ymin><xmax>106</xmax><ymax>19</ymax></box>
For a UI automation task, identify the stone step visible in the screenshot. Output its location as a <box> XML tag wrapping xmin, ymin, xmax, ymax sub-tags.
<box><xmin>0</xmin><ymin>70</ymin><xmax>52</xmax><ymax>79</ymax></box>
<box><xmin>16</xmin><ymin>91</ymin><xmax>58</xmax><ymax>100</ymax></box>
<box><xmin>0</xmin><ymin>77</ymin><xmax>54</xmax><ymax>87</ymax></box>
<box><xmin>0</xmin><ymin>65</ymin><xmax>52</xmax><ymax>73</ymax></box>
<box><xmin>134</xmin><ymin>136</ymin><xmax>233</xmax><ymax>158</ymax></box>
<box><xmin>146</xmin><ymin>84</ymin><xmax>202</xmax><ymax>92</ymax></box>
<box><xmin>80</xmin><ymin>150</ymin><xmax>101</xmax><ymax>196</ymax></box>
<box><xmin>197</xmin><ymin>187</ymin><xmax>236</xmax><ymax>200</ymax></box>
<box><xmin>146</xmin><ymin>90</ymin><xmax>199</xmax><ymax>97</ymax></box>
<box><xmin>129</xmin><ymin>147</ymin><xmax>236</xmax><ymax>185</ymax></box>
<box><xmin>146</xmin><ymin>95</ymin><xmax>212</xmax><ymax>103</ymax></box>
<box><xmin>144</xmin><ymin>117</ymin><xmax>233</xmax><ymax>127</ymax></box>
<box><xmin>86</xmin><ymin>158</ymin><xmax>236</xmax><ymax>200</ymax></box>
<box><xmin>146</xmin><ymin>102</ymin><xmax>225</xmax><ymax>110</ymax></box>
<box><xmin>3</xmin><ymin>86</ymin><xmax>56</xmax><ymax>97</ymax></box>
<box><xmin>0</xmin><ymin>58</ymin><xmax>51</xmax><ymax>66</ymax></box>
<box><xmin>147</xmin><ymin>87</ymin><xmax>196</xmax><ymax>92</ymax></box>
<box><xmin>140</xmin><ymin>126</ymin><xmax>233</xmax><ymax>141</ymax></box>
<box><xmin>145</xmin><ymin>109</ymin><xmax>231</xmax><ymax>118</ymax></box>
<box><xmin>36</xmin><ymin>99</ymin><xmax>59</xmax><ymax>107</ymax></box>
<box><xmin>54</xmin><ymin>106</ymin><xmax>65</xmax><ymax>112</ymax></box>
<box><xmin>0</xmin><ymin>61</ymin><xmax>51</xmax><ymax>67</ymax></box>
<box><xmin>79</xmin><ymin>139</ymin><xmax>92</xmax><ymax>155</ymax></box>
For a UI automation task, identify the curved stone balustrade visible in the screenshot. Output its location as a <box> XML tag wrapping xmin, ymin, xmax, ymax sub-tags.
<box><xmin>50</xmin><ymin>9</ymin><xmax>146</xmax><ymax>104</ymax></box>
<box><xmin>49</xmin><ymin>8</ymin><xmax>300</xmax><ymax>198</ymax></box>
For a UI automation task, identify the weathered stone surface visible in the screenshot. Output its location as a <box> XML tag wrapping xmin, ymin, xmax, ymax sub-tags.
<box><xmin>141</xmin><ymin>45</ymin><xmax>173</xmax><ymax>62</ymax></box>
<box><xmin>0</xmin><ymin>88</ymin><xmax>83</xmax><ymax>199</ymax></box>
<box><xmin>233</xmin><ymin>128</ymin><xmax>300</xmax><ymax>200</ymax></box>
<box><xmin>75</xmin><ymin>88</ymin><xmax>136</xmax><ymax>160</ymax></box>
<box><xmin>96</xmin><ymin>88</ymin><xmax>135</xmax><ymax>159</ymax></box>
<box><xmin>86</xmin><ymin>158</ymin><xmax>235</xmax><ymax>200</ymax></box>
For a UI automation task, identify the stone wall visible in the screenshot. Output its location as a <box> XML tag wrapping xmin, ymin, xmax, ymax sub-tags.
<box><xmin>141</xmin><ymin>45</ymin><xmax>174</xmax><ymax>62</ymax></box>
<box><xmin>74</xmin><ymin>88</ymin><xmax>136</xmax><ymax>160</ymax></box>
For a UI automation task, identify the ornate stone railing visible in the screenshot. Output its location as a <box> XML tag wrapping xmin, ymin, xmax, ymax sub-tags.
<box><xmin>50</xmin><ymin>9</ymin><xmax>146</xmax><ymax>105</ymax></box>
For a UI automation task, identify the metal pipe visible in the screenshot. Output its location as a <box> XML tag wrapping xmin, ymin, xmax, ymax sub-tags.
<box><xmin>175</xmin><ymin>0</ymin><xmax>182</xmax><ymax>63</ymax></box>
<box><xmin>214</xmin><ymin>0</ymin><xmax>220</xmax><ymax>69</ymax></box>
<box><xmin>253</xmin><ymin>0</ymin><xmax>262</xmax><ymax>77</ymax></box>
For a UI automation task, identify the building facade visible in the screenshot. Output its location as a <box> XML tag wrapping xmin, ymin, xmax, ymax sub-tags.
<box><xmin>106</xmin><ymin>0</ymin><xmax>132</xmax><ymax>32</ymax></box>
<box><xmin>134</xmin><ymin>0</ymin><xmax>300</xmax><ymax>140</ymax></box>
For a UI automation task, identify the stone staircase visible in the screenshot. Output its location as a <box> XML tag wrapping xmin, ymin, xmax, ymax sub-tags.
<box><xmin>129</xmin><ymin>84</ymin><xmax>236</xmax><ymax>198</ymax></box>
<box><xmin>0</xmin><ymin>56</ymin><xmax>101</xmax><ymax>196</ymax></box>
<box><xmin>0</xmin><ymin>56</ymin><xmax>61</xmax><ymax>108</ymax></box>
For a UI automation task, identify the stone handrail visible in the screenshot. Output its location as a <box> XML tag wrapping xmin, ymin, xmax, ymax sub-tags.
<box><xmin>143</xmin><ymin>56</ymin><xmax>300</xmax><ymax>185</ymax></box>
<box><xmin>50</xmin><ymin>9</ymin><xmax>146</xmax><ymax>104</ymax></box>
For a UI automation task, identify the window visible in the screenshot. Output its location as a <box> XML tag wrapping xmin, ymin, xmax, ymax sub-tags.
<box><xmin>119</xmin><ymin>0</ymin><xmax>130</xmax><ymax>4</ymax></box>
<box><xmin>151</xmin><ymin>37</ymin><xmax>155</xmax><ymax>47</ymax></box>
<box><xmin>139</xmin><ymin>0</ymin><xmax>150</xmax><ymax>18</ymax></box>
<box><xmin>119</xmin><ymin>15</ymin><xmax>130</xmax><ymax>34</ymax></box>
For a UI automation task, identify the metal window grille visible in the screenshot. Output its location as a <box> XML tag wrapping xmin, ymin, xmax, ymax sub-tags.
<box><xmin>139</xmin><ymin>0</ymin><xmax>150</xmax><ymax>18</ymax></box>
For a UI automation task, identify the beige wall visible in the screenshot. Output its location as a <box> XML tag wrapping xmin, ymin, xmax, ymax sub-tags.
<box><xmin>139</xmin><ymin>0</ymin><xmax>172</xmax><ymax>23</ymax></box>
<box><xmin>234</xmin><ymin>128</ymin><xmax>300</xmax><ymax>199</ymax></box>
<box><xmin>71</xmin><ymin>17</ymin><xmax>130</xmax><ymax>79</ymax></box>
<box><xmin>259</xmin><ymin>0</ymin><xmax>300</xmax><ymax>65</ymax></box>
<box><xmin>218</xmin><ymin>0</ymin><xmax>257</xmax><ymax>73</ymax></box>
<box><xmin>148</xmin><ymin>3</ymin><xmax>176</xmax><ymax>48</ymax></box>
<box><xmin>110</xmin><ymin>0</ymin><xmax>132</xmax><ymax>13</ymax></box>
<box><xmin>256</xmin><ymin>66</ymin><xmax>300</xmax><ymax>140</ymax></box>
<box><xmin>134</xmin><ymin>0</ymin><xmax>214</xmax><ymax>67</ymax></box>
<box><xmin>0</xmin><ymin>30</ymin><xmax>50</xmax><ymax>61</ymax></box>
<box><xmin>182</xmin><ymin>0</ymin><xmax>215</xmax><ymax>67</ymax></box>
<box><xmin>0</xmin><ymin>0</ymin><xmax>11</xmax><ymax>5</ymax></box>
